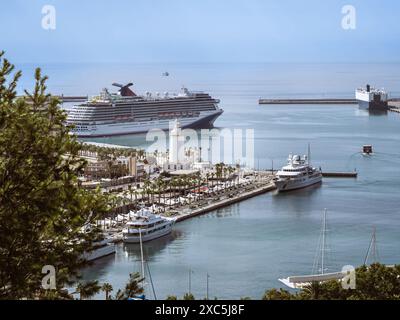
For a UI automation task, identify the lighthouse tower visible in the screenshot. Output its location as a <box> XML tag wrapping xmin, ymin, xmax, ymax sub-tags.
<box><xmin>169</xmin><ymin>119</ymin><xmax>184</xmax><ymax>163</ymax></box>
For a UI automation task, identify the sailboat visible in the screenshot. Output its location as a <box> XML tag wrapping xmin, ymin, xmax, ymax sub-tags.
<box><xmin>128</xmin><ymin>228</ymin><xmax>157</xmax><ymax>300</ymax></box>
<box><xmin>279</xmin><ymin>209</ymin><xmax>345</xmax><ymax>289</ymax></box>
<box><xmin>363</xmin><ymin>227</ymin><xmax>379</xmax><ymax>265</ymax></box>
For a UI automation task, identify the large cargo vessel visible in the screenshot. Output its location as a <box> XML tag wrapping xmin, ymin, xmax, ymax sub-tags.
<box><xmin>66</xmin><ymin>83</ymin><xmax>223</xmax><ymax>137</ymax></box>
<box><xmin>355</xmin><ymin>84</ymin><xmax>388</xmax><ymax>110</ymax></box>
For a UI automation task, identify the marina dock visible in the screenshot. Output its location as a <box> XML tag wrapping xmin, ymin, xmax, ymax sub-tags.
<box><xmin>322</xmin><ymin>171</ymin><xmax>357</xmax><ymax>178</ymax></box>
<box><xmin>389</xmin><ymin>108</ymin><xmax>400</xmax><ymax>113</ymax></box>
<box><xmin>175</xmin><ymin>182</ymin><xmax>277</xmax><ymax>222</ymax></box>
<box><xmin>57</xmin><ymin>95</ymin><xmax>88</xmax><ymax>103</ymax></box>
<box><xmin>259</xmin><ymin>98</ymin><xmax>400</xmax><ymax>105</ymax></box>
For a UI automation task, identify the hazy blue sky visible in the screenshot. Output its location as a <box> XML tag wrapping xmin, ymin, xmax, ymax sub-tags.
<box><xmin>1</xmin><ymin>0</ymin><xmax>399</xmax><ymax>63</ymax></box>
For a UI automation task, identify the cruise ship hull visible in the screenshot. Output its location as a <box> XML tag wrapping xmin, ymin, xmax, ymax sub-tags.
<box><xmin>70</xmin><ymin>110</ymin><xmax>223</xmax><ymax>138</ymax></box>
<box><xmin>274</xmin><ymin>174</ymin><xmax>322</xmax><ymax>192</ymax></box>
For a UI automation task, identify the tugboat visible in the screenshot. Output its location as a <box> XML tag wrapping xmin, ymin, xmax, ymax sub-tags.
<box><xmin>362</xmin><ymin>145</ymin><xmax>373</xmax><ymax>156</ymax></box>
<box><xmin>274</xmin><ymin>145</ymin><xmax>322</xmax><ymax>192</ymax></box>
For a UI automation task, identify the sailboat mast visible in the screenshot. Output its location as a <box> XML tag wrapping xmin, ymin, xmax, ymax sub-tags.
<box><xmin>146</xmin><ymin>261</ymin><xmax>157</xmax><ymax>300</ymax></box>
<box><xmin>372</xmin><ymin>227</ymin><xmax>377</xmax><ymax>262</ymax></box>
<box><xmin>321</xmin><ymin>209</ymin><xmax>327</xmax><ymax>274</ymax></box>
<box><xmin>363</xmin><ymin>226</ymin><xmax>378</xmax><ymax>265</ymax></box>
<box><xmin>139</xmin><ymin>228</ymin><xmax>145</xmax><ymax>280</ymax></box>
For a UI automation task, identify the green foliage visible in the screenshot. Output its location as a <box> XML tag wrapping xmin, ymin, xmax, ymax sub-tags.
<box><xmin>0</xmin><ymin>52</ymin><xmax>110</xmax><ymax>299</ymax></box>
<box><xmin>166</xmin><ymin>295</ymin><xmax>178</xmax><ymax>300</ymax></box>
<box><xmin>262</xmin><ymin>288</ymin><xmax>296</xmax><ymax>300</ymax></box>
<box><xmin>183</xmin><ymin>292</ymin><xmax>195</xmax><ymax>300</ymax></box>
<box><xmin>76</xmin><ymin>280</ymin><xmax>101</xmax><ymax>300</ymax></box>
<box><xmin>101</xmin><ymin>282</ymin><xmax>113</xmax><ymax>300</ymax></box>
<box><xmin>114</xmin><ymin>272</ymin><xmax>144</xmax><ymax>300</ymax></box>
<box><xmin>263</xmin><ymin>263</ymin><xmax>400</xmax><ymax>300</ymax></box>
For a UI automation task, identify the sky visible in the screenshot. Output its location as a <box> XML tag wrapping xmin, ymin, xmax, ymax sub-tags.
<box><xmin>1</xmin><ymin>0</ymin><xmax>400</xmax><ymax>64</ymax></box>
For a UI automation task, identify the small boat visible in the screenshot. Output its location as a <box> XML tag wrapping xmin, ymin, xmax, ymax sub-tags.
<box><xmin>274</xmin><ymin>145</ymin><xmax>322</xmax><ymax>192</ymax></box>
<box><xmin>162</xmin><ymin>71</ymin><xmax>169</xmax><ymax>77</ymax></box>
<box><xmin>122</xmin><ymin>208</ymin><xmax>175</xmax><ymax>243</ymax></box>
<box><xmin>362</xmin><ymin>145</ymin><xmax>373</xmax><ymax>156</ymax></box>
<box><xmin>81</xmin><ymin>237</ymin><xmax>116</xmax><ymax>262</ymax></box>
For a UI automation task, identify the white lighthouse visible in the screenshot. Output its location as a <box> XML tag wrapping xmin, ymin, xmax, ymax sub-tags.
<box><xmin>169</xmin><ymin>119</ymin><xmax>184</xmax><ymax>164</ymax></box>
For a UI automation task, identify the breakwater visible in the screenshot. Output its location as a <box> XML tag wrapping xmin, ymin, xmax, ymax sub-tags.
<box><xmin>259</xmin><ymin>98</ymin><xmax>358</xmax><ymax>105</ymax></box>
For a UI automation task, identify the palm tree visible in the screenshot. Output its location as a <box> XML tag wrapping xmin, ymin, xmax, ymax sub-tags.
<box><xmin>210</xmin><ymin>173</ymin><xmax>215</xmax><ymax>190</ymax></box>
<box><xmin>115</xmin><ymin>272</ymin><xmax>144</xmax><ymax>300</ymax></box>
<box><xmin>102</xmin><ymin>283</ymin><xmax>113</xmax><ymax>300</ymax></box>
<box><xmin>183</xmin><ymin>292</ymin><xmax>195</xmax><ymax>300</ymax></box>
<box><xmin>156</xmin><ymin>179</ymin><xmax>165</xmax><ymax>212</ymax></box>
<box><xmin>169</xmin><ymin>179</ymin><xmax>176</xmax><ymax>208</ymax></box>
<box><xmin>76</xmin><ymin>280</ymin><xmax>101</xmax><ymax>300</ymax></box>
<box><xmin>303</xmin><ymin>281</ymin><xmax>322</xmax><ymax>300</ymax></box>
<box><xmin>127</xmin><ymin>185</ymin><xmax>135</xmax><ymax>203</ymax></box>
<box><xmin>143</xmin><ymin>179</ymin><xmax>151</xmax><ymax>205</ymax></box>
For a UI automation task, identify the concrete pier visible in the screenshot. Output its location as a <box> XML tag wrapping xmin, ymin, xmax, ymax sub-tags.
<box><xmin>259</xmin><ymin>98</ymin><xmax>358</xmax><ymax>105</ymax></box>
<box><xmin>175</xmin><ymin>182</ymin><xmax>277</xmax><ymax>222</ymax></box>
<box><xmin>57</xmin><ymin>95</ymin><xmax>88</xmax><ymax>103</ymax></box>
<box><xmin>259</xmin><ymin>98</ymin><xmax>400</xmax><ymax>105</ymax></box>
<box><xmin>322</xmin><ymin>171</ymin><xmax>357</xmax><ymax>178</ymax></box>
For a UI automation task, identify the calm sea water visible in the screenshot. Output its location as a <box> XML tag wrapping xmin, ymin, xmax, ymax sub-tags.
<box><xmin>17</xmin><ymin>63</ymin><xmax>400</xmax><ymax>299</ymax></box>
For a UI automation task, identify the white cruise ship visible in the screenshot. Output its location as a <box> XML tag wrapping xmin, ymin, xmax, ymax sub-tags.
<box><xmin>274</xmin><ymin>151</ymin><xmax>322</xmax><ymax>192</ymax></box>
<box><xmin>66</xmin><ymin>83</ymin><xmax>223</xmax><ymax>137</ymax></box>
<box><xmin>122</xmin><ymin>208</ymin><xmax>175</xmax><ymax>243</ymax></box>
<box><xmin>355</xmin><ymin>84</ymin><xmax>388</xmax><ymax>110</ymax></box>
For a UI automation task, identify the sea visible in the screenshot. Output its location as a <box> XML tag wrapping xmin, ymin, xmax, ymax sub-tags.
<box><xmin>16</xmin><ymin>62</ymin><xmax>400</xmax><ymax>299</ymax></box>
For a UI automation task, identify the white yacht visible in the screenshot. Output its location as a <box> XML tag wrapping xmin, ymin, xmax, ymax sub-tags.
<box><xmin>122</xmin><ymin>208</ymin><xmax>175</xmax><ymax>243</ymax></box>
<box><xmin>81</xmin><ymin>237</ymin><xmax>116</xmax><ymax>262</ymax></box>
<box><xmin>274</xmin><ymin>148</ymin><xmax>322</xmax><ymax>192</ymax></box>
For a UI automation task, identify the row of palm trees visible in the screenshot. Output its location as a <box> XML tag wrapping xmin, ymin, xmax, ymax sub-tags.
<box><xmin>126</xmin><ymin>163</ymin><xmax>240</xmax><ymax>210</ymax></box>
<box><xmin>80</xmin><ymin>143</ymin><xmax>145</xmax><ymax>160</ymax></box>
<box><xmin>75</xmin><ymin>272</ymin><xmax>143</xmax><ymax>300</ymax></box>
<box><xmin>97</xmin><ymin>162</ymin><xmax>243</xmax><ymax>226</ymax></box>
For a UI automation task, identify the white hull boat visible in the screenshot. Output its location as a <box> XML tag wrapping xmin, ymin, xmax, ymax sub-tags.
<box><xmin>123</xmin><ymin>208</ymin><xmax>175</xmax><ymax>243</ymax></box>
<box><xmin>274</xmin><ymin>145</ymin><xmax>322</xmax><ymax>192</ymax></box>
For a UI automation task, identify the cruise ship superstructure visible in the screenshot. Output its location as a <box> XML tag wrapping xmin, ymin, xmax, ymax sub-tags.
<box><xmin>66</xmin><ymin>83</ymin><xmax>223</xmax><ymax>137</ymax></box>
<box><xmin>355</xmin><ymin>84</ymin><xmax>388</xmax><ymax>110</ymax></box>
